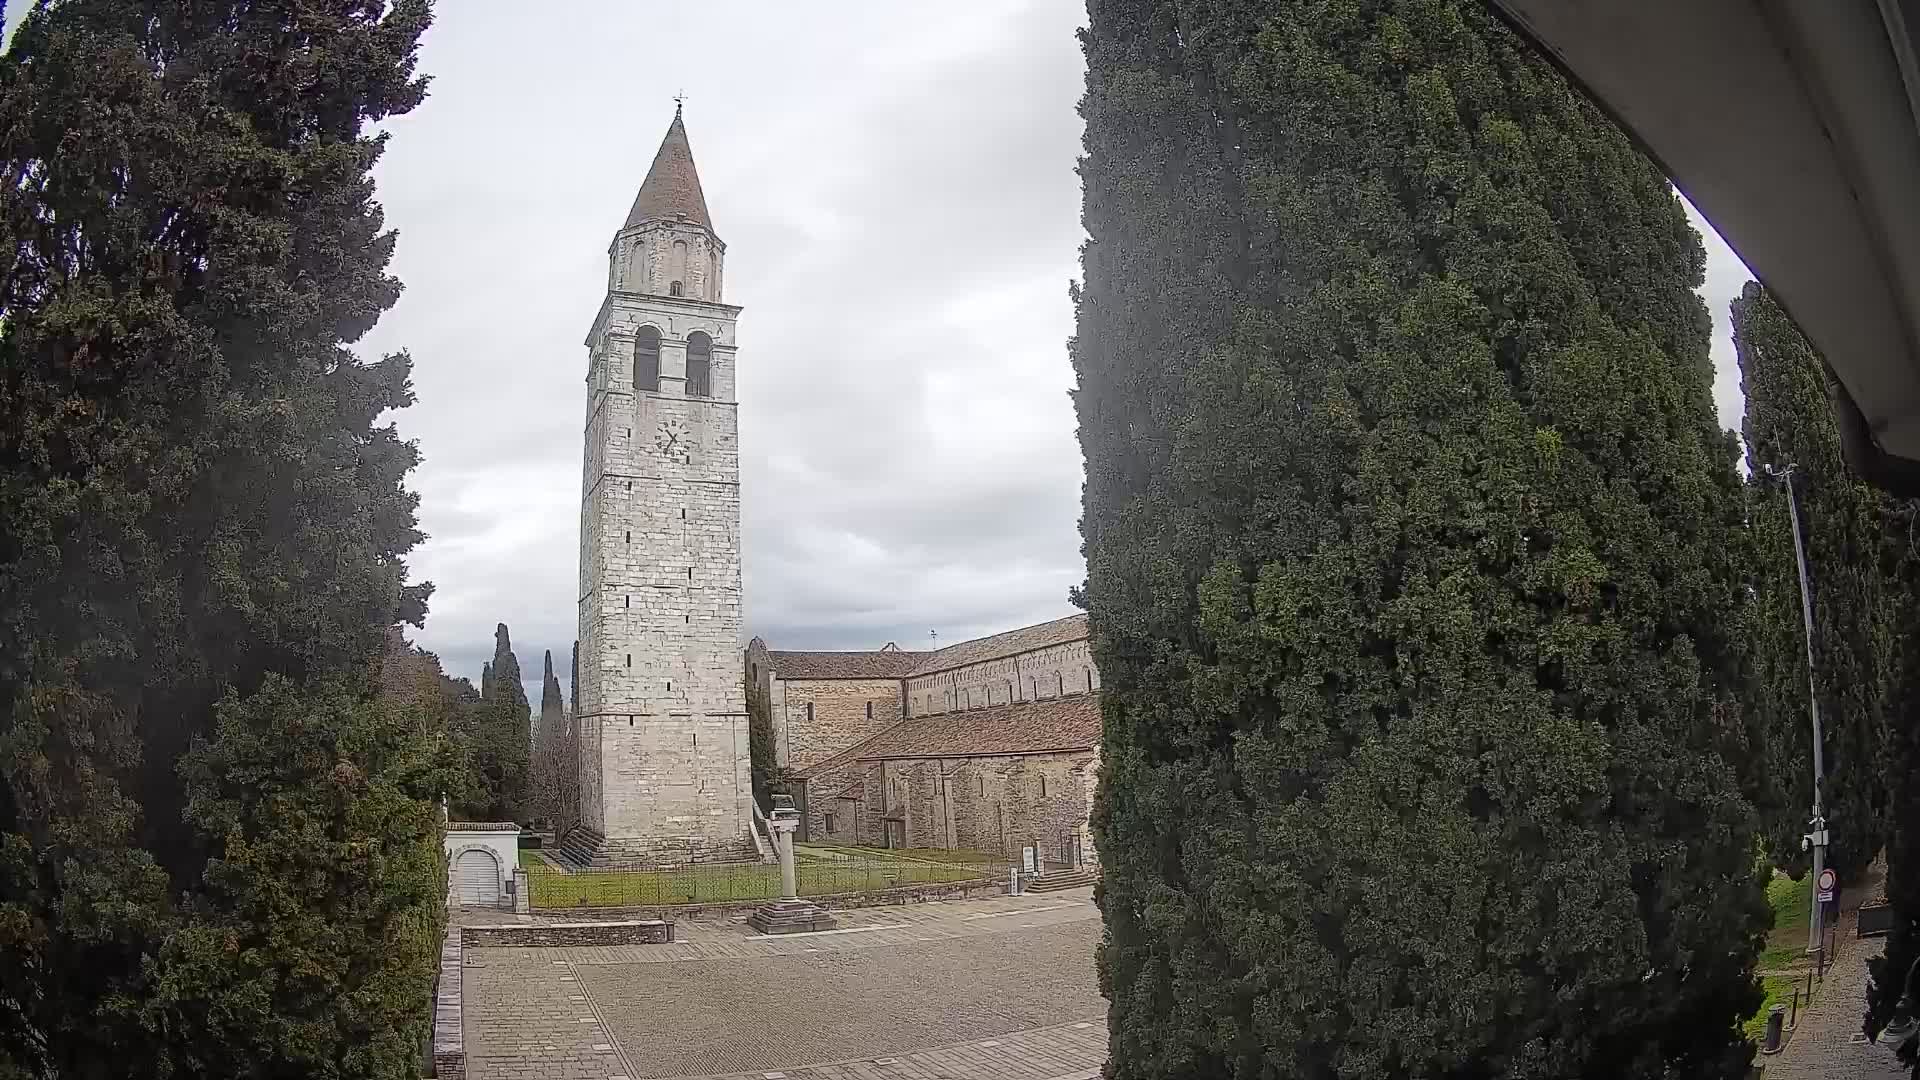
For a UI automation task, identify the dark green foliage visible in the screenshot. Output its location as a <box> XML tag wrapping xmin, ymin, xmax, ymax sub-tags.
<box><xmin>1072</xmin><ymin>2</ymin><xmax>1765</xmax><ymax>1076</ymax></box>
<box><xmin>378</xmin><ymin>632</ymin><xmax>484</xmax><ymax>815</ymax></box>
<box><xmin>1868</xmin><ymin>511</ymin><xmax>1920</xmax><ymax>1070</ymax></box>
<box><xmin>465</xmin><ymin>623</ymin><xmax>529</xmax><ymax>822</ymax></box>
<box><xmin>1868</xmin><ymin>592</ymin><xmax>1920</xmax><ymax>1069</ymax></box>
<box><xmin>141</xmin><ymin>675</ymin><xmax>447</xmax><ymax>1078</ymax></box>
<box><xmin>542</xmin><ymin>651</ymin><xmax>563</xmax><ymax>726</ymax></box>
<box><xmin>531</xmin><ymin>649</ymin><xmax>575</xmax><ymax>831</ymax></box>
<box><xmin>0</xmin><ymin>1</ymin><xmax>438</xmax><ymax>1075</ymax></box>
<box><xmin>747</xmin><ymin>668</ymin><xmax>774</xmax><ymax>810</ymax></box>
<box><xmin>1732</xmin><ymin>282</ymin><xmax>1892</xmax><ymax>880</ymax></box>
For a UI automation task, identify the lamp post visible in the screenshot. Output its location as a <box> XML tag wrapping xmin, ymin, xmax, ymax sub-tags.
<box><xmin>1763</xmin><ymin>462</ymin><xmax>1830</xmax><ymax>972</ymax></box>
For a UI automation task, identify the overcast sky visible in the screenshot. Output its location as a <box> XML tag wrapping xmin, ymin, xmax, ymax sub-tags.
<box><xmin>4</xmin><ymin>1</ymin><xmax>1754</xmax><ymax>702</ymax></box>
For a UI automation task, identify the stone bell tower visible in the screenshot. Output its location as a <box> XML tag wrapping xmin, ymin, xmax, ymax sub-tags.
<box><xmin>568</xmin><ymin>105</ymin><xmax>752</xmax><ymax>867</ymax></box>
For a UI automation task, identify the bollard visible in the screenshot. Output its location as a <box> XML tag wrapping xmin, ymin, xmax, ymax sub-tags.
<box><xmin>1789</xmin><ymin>986</ymin><xmax>1799</xmax><ymax>1029</ymax></box>
<box><xmin>1761</xmin><ymin>1004</ymin><xmax>1787</xmax><ymax>1055</ymax></box>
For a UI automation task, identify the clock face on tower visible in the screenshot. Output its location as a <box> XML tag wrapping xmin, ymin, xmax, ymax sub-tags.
<box><xmin>654</xmin><ymin>417</ymin><xmax>691</xmax><ymax>463</ymax></box>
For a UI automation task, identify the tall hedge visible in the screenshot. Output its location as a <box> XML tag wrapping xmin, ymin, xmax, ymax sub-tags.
<box><xmin>1072</xmin><ymin>2</ymin><xmax>1766</xmax><ymax>1076</ymax></box>
<box><xmin>0</xmin><ymin>2</ymin><xmax>439</xmax><ymax>1074</ymax></box>
<box><xmin>1731</xmin><ymin>282</ymin><xmax>1892</xmax><ymax>880</ymax></box>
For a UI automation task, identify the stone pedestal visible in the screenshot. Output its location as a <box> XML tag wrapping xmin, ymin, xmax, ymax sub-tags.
<box><xmin>748</xmin><ymin>796</ymin><xmax>837</xmax><ymax>934</ymax></box>
<box><xmin>747</xmin><ymin>897</ymin><xmax>838</xmax><ymax>934</ymax></box>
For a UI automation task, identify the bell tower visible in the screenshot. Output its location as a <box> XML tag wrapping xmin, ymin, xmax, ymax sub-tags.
<box><xmin>570</xmin><ymin>105</ymin><xmax>751</xmax><ymax>866</ymax></box>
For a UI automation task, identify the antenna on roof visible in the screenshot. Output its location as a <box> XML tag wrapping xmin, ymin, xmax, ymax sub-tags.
<box><xmin>930</xmin><ymin>629</ymin><xmax>938</xmax><ymax>649</ymax></box>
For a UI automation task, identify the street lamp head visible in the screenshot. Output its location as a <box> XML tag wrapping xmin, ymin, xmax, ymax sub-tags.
<box><xmin>1762</xmin><ymin>461</ymin><xmax>1797</xmax><ymax>480</ymax></box>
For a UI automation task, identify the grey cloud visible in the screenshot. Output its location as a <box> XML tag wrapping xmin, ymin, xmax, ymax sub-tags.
<box><xmin>0</xmin><ymin>0</ymin><xmax>1755</xmax><ymax>705</ymax></box>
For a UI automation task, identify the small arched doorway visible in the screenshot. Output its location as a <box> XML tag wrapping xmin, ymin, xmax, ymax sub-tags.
<box><xmin>455</xmin><ymin>848</ymin><xmax>501</xmax><ymax>907</ymax></box>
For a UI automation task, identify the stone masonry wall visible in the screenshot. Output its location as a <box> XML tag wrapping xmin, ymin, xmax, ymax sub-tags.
<box><xmin>776</xmin><ymin>678</ymin><xmax>903</xmax><ymax>773</ymax></box>
<box><xmin>613</xmin><ymin>220</ymin><xmax>723</xmax><ymax>303</ymax></box>
<box><xmin>461</xmin><ymin>920</ymin><xmax>674</xmax><ymax>948</ymax></box>
<box><xmin>905</xmin><ymin>639</ymin><xmax>1100</xmax><ymax>719</ymax></box>
<box><xmin>824</xmin><ymin>750</ymin><xmax>1096</xmax><ymax>862</ymax></box>
<box><xmin>800</xmin><ymin>754</ymin><xmax>865</xmax><ymax>844</ymax></box>
<box><xmin>577</xmin><ymin>246</ymin><xmax>750</xmax><ymax>861</ymax></box>
<box><xmin>954</xmin><ymin>753</ymin><xmax>1095</xmax><ymax>864</ymax></box>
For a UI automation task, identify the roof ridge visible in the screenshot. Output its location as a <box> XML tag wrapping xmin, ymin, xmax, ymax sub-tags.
<box><xmin>906</xmin><ymin>612</ymin><xmax>1089</xmax><ymax>677</ymax></box>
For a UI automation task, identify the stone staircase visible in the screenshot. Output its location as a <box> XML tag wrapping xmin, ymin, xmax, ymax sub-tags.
<box><xmin>549</xmin><ymin>826</ymin><xmax>762</xmax><ymax>871</ymax></box>
<box><xmin>551</xmin><ymin>826</ymin><xmax>611</xmax><ymax>870</ymax></box>
<box><xmin>1025</xmin><ymin>866</ymin><xmax>1098</xmax><ymax>893</ymax></box>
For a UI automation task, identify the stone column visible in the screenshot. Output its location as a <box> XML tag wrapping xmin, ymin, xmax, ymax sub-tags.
<box><xmin>747</xmin><ymin>796</ymin><xmax>836</xmax><ymax>934</ymax></box>
<box><xmin>777</xmin><ymin>821</ymin><xmax>798</xmax><ymax>899</ymax></box>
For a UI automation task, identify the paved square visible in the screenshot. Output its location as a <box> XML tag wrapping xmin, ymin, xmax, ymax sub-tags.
<box><xmin>462</xmin><ymin>891</ymin><xmax>1107</xmax><ymax>1079</ymax></box>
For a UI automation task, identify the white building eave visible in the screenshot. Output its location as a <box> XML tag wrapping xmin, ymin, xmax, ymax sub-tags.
<box><xmin>1489</xmin><ymin>0</ymin><xmax>1920</xmax><ymax>491</ymax></box>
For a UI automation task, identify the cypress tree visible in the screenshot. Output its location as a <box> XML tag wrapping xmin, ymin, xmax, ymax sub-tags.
<box><xmin>541</xmin><ymin>650</ymin><xmax>563</xmax><ymax>734</ymax></box>
<box><xmin>531</xmin><ymin>648</ymin><xmax>571</xmax><ymax>828</ymax></box>
<box><xmin>1868</xmin><ymin>546</ymin><xmax>1920</xmax><ymax>1065</ymax></box>
<box><xmin>474</xmin><ymin>623</ymin><xmax>530</xmax><ymax>821</ymax></box>
<box><xmin>1731</xmin><ymin>281</ymin><xmax>1892</xmax><ymax>880</ymax></box>
<box><xmin>0</xmin><ymin>1</ymin><xmax>436</xmax><ymax>1074</ymax></box>
<box><xmin>1073</xmin><ymin>2</ymin><xmax>1764</xmax><ymax>1076</ymax></box>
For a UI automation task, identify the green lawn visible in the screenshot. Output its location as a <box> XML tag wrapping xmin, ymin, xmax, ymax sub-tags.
<box><xmin>1744</xmin><ymin>975</ymin><xmax>1800</xmax><ymax>1040</ymax></box>
<box><xmin>799</xmin><ymin>843</ymin><xmax>1005</xmax><ymax>867</ymax></box>
<box><xmin>522</xmin><ymin>849</ymin><xmax>991</xmax><ymax>909</ymax></box>
<box><xmin>1758</xmin><ymin>940</ymin><xmax>1805</xmax><ymax>972</ymax></box>
<box><xmin>1768</xmin><ymin>872</ymin><xmax>1813</xmax><ymax>933</ymax></box>
<box><xmin>1757</xmin><ymin>872</ymin><xmax>1817</xmax><ymax>975</ymax></box>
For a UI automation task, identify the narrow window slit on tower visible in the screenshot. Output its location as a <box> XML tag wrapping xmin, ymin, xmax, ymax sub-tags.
<box><xmin>625</xmin><ymin>531</ymin><xmax>631</xmax><ymax>544</ymax></box>
<box><xmin>624</xmin><ymin>595</ymin><xmax>629</xmax><ymax>608</ymax></box>
<box><xmin>625</xmin><ymin>654</ymin><xmax>631</xmax><ymax>668</ymax></box>
<box><xmin>666</xmin><ymin>680</ymin><xmax>672</xmax><ymax>691</ymax></box>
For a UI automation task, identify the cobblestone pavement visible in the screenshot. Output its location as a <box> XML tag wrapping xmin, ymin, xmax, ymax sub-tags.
<box><xmin>1763</xmin><ymin>924</ymin><xmax>1908</xmax><ymax>1080</ymax></box>
<box><xmin>462</xmin><ymin>890</ymin><xmax>1105</xmax><ymax>1079</ymax></box>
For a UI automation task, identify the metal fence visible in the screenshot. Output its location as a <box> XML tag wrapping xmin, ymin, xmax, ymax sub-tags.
<box><xmin>523</xmin><ymin>847</ymin><xmax>1008</xmax><ymax>910</ymax></box>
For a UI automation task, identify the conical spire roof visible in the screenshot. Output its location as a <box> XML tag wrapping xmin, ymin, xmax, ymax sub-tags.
<box><xmin>624</xmin><ymin>107</ymin><xmax>713</xmax><ymax>232</ymax></box>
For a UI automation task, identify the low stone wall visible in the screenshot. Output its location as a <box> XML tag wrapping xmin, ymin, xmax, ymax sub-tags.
<box><xmin>461</xmin><ymin>919</ymin><xmax>675</xmax><ymax>948</ymax></box>
<box><xmin>432</xmin><ymin>925</ymin><xmax>464</xmax><ymax>1079</ymax></box>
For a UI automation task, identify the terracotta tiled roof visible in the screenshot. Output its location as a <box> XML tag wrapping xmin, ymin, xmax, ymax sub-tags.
<box><xmin>766</xmin><ymin>649</ymin><xmax>925</xmax><ymax>681</ymax></box>
<box><xmin>906</xmin><ymin>613</ymin><xmax>1088</xmax><ymax>677</ymax></box>
<box><xmin>625</xmin><ymin>110</ymin><xmax>713</xmax><ymax>232</ymax></box>
<box><xmin>796</xmin><ymin>694</ymin><xmax>1100</xmax><ymax>776</ymax></box>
